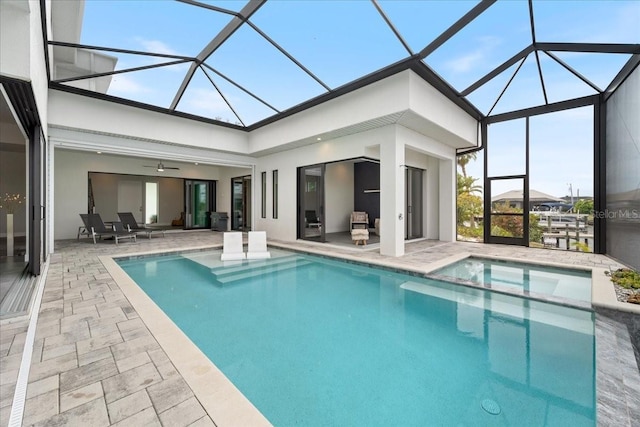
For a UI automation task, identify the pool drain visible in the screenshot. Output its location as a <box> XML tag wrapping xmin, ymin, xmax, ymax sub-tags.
<box><xmin>481</xmin><ymin>399</ymin><xmax>501</xmax><ymax>415</ymax></box>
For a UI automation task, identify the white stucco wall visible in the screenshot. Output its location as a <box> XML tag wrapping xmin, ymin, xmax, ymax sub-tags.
<box><xmin>48</xmin><ymin>90</ymin><xmax>249</xmax><ymax>154</ymax></box>
<box><xmin>324</xmin><ymin>162</ymin><xmax>354</xmax><ymax>233</ymax></box>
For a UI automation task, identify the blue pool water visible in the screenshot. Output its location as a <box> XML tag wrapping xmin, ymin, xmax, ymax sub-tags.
<box><xmin>117</xmin><ymin>251</ymin><xmax>595</xmax><ymax>426</ymax></box>
<box><xmin>432</xmin><ymin>257</ymin><xmax>592</xmax><ymax>303</ymax></box>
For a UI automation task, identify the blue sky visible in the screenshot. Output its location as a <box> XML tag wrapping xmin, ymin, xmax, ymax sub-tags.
<box><xmin>77</xmin><ymin>0</ymin><xmax>639</xmax><ymax>197</ymax></box>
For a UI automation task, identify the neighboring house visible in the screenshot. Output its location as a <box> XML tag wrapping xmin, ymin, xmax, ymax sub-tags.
<box><xmin>491</xmin><ymin>189</ymin><xmax>565</xmax><ymax>211</ymax></box>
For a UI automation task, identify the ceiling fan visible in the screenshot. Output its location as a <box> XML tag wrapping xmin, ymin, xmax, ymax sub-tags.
<box><xmin>143</xmin><ymin>162</ymin><xmax>180</xmax><ymax>172</ymax></box>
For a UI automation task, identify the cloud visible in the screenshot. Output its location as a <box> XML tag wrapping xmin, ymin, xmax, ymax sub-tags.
<box><xmin>181</xmin><ymin>88</ymin><xmax>235</xmax><ymax>119</ymax></box>
<box><xmin>131</xmin><ymin>38</ymin><xmax>191</xmax><ymax>72</ymax></box>
<box><xmin>135</xmin><ymin>38</ymin><xmax>181</xmax><ymax>57</ymax></box>
<box><xmin>109</xmin><ymin>74</ymin><xmax>152</xmax><ymax>95</ymax></box>
<box><xmin>444</xmin><ymin>36</ymin><xmax>502</xmax><ymax>74</ymax></box>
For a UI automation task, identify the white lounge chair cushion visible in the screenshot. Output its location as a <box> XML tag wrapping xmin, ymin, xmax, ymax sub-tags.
<box><xmin>221</xmin><ymin>232</ymin><xmax>246</xmax><ymax>261</ymax></box>
<box><xmin>247</xmin><ymin>231</ymin><xmax>271</xmax><ymax>259</ymax></box>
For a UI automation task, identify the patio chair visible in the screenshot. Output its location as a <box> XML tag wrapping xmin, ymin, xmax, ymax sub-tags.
<box><xmin>118</xmin><ymin>212</ymin><xmax>165</xmax><ymax>239</ymax></box>
<box><xmin>246</xmin><ymin>231</ymin><xmax>271</xmax><ymax>259</ymax></box>
<box><xmin>81</xmin><ymin>213</ymin><xmax>137</xmax><ymax>245</ymax></box>
<box><xmin>220</xmin><ymin>232</ymin><xmax>246</xmax><ymax>261</ymax></box>
<box><xmin>350</xmin><ymin>211</ymin><xmax>369</xmax><ymax>245</ymax></box>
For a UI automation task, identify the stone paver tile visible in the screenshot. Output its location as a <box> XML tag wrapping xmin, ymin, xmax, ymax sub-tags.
<box><xmin>89</xmin><ymin>321</ymin><xmax>120</xmax><ymax>339</ymax></box>
<box><xmin>60</xmin><ymin>357</ymin><xmax>118</xmax><ymax>394</ymax></box>
<box><xmin>0</xmin><ymin>383</ymin><xmax>16</xmax><ymax>409</ymax></box>
<box><xmin>107</xmin><ymin>389</ymin><xmax>152</xmax><ymax>424</ymax></box>
<box><xmin>0</xmin><ymin>369</ymin><xmax>18</xmax><ymax>387</ymax></box>
<box><xmin>111</xmin><ymin>406</ymin><xmax>161</xmax><ymax>427</ymax></box>
<box><xmin>0</xmin><ymin>401</ymin><xmax>10</xmax><ymax>426</ymax></box>
<box><xmin>1</xmin><ymin>352</ymin><xmax>23</xmax><ymax>372</ymax></box>
<box><xmin>8</xmin><ymin>332</ymin><xmax>27</xmax><ymax>355</ymax></box>
<box><xmin>78</xmin><ymin>346</ymin><xmax>113</xmax><ymax>367</ymax></box>
<box><xmin>158</xmin><ymin>396</ymin><xmax>206</xmax><ymax>427</ymax></box>
<box><xmin>0</xmin><ymin>340</ymin><xmax>11</xmax><ymax>357</ymax></box>
<box><xmin>29</xmin><ymin>352</ymin><xmax>77</xmax><ymax>383</ymax></box>
<box><xmin>32</xmin><ymin>396</ymin><xmax>110</xmax><ymax>427</ymax></box>
<box><xmin>31</xmin><ymin>338</ymin><xmax>44</xmax><ymax>364</ymax></box>
<box><xmin>155</xmin><ymin>361</ymin><xmax>180</xmax><ymax>380</ymax></box>
<box><xmin>44</xmin><ymin>329</ymin><xmax>91</xmax><ymax>348</ymax></box>
<box><xmin>95</xmin><ymin>306</ymin><xmax>128</xmax><ymax>323</ymax></box>
<box><xmin>26</xmin><ymin>374</ymin><xmax>59</xmax><ymax>399</ymax></box>
<box><xmin>111</xmin><ymin>334</ymin><xmax>159</xmax><ymax>360</ymax></box>
<box><xmin>22</xmin><ymin>389</ymin><xmax>59</xmax><ymax>426</ymax></box>
<box><xmin>41</xmin><ymin>342</ymin><xmax>77</xmax><ymax>362</ymax></box>
<box><xmin>34</xmin><ymin>320</ymin><xmax>61</xmax><ymax>341</ymax></box>
<box><xmin>189</xmin><ymin>416</ymin><xmax>216</xmax><ymax>427</ymax></box>
<box><xmin>60</xmin><ymin>318</ymin><xmax>90</xmax><ymax>336</ymax></box>
<box><xmin>60</xmin><ymin>311</ymin><xmax>99</xmax><ymax>331</ymax></box>
<box><xmin>147</xmin><ymin>377</ymin><xmax>193</xmax><ymax>413</ymax></box>
<box><xmin>102</xmin><ymin>362</ymin><xmax>162</xmax><ymax>403</ymax></box>
<box><xmin>116</xmin><ymin>351</ymin><xmax>151</xmax><ymax>373</ymax></box>
<box><xmin>147</xmin><ymin>348</ymin><xmax>170</xmax><ymax>366</ymax></box>
<box><xmin>76</xmin><ymin>330</ymin><xmax>123</xmax><ymax>355</ymax></box>
<box><xmin>60</xmin><ymin>381</ymin><xmax>104</xmax><ymax>412</ymax></box>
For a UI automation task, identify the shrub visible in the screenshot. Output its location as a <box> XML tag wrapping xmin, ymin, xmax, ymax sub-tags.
<box><xmin>610</xmin><ymin>269</ymin><xmax>640</xmax><ymax>289</ymax></box>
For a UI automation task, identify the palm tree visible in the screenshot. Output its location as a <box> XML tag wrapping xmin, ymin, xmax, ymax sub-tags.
<box><xmin>457</xmin><ymin>152</ymin><xmax>477</xmax><ymax>178</ymax></box>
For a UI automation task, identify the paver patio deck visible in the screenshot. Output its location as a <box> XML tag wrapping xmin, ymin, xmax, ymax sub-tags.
<box><xmin>1</xmin><ymin>231</ymin><xmax>638</xmax><ymax>426</ymax></box>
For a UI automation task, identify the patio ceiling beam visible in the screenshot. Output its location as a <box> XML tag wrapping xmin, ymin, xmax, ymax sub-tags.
<box><xmin>461</xmin><ymin>45</ymin><xmax>534</xmax><ymax>96</ymax></box>
<box><xmin>543</xmin><ymin>51</ymin><xmax>602</xmax><ymax>93</ymax></box>
<box><xmin>418</xmin><ymin>0</ymin><xmax>497</xmax><ymax>59</ymax></box>
<box><xmin>201</xmin><ymin>63</ymin><xmax>280</xmax><ymax>113</ymax></box>
<box><xmin>244</xmin><ymin>21</ymin><xmax>331</xmax><ymax>91</ymax></box>
<box><xmin>604</xmin><ymin>54</ymin><xmax>640</xmax><ymax>101</ymax></box>
<box><xmin>200</xmin><ymin>66</ymin><xmax>245</xmax><ymax>127</ymax></box>
<box><xmin>371</xmin><ymin>0</ymin><xmax>414</xmax><ymax>56</ymax></box>
<box><xmin>48</xmin><ymin>41</ymin><xmax>195</xmax><ymax>61</ymax></box>
<box><xmin>535</xmin><ymin>42</ymin><xmax>640</xmax><ymax>54</ymax></box>
<box><xmin>52</xmin><ymin>60</ymin><xmax>192</xmax><ymax>84</ymax></box>
<box><xmin>487</xmin><ymin>94</ymin><xmax>598</xmax><ymax>124</ymax></box>
<box><xmin>170</xmin><ymin>0</ymin><xmax>266</xmax><ymax>110</ymax></box>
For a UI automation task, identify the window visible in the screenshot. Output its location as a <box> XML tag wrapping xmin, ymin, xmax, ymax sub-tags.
<box><xmin>272</xmin><ymin>170</ymin><xmax>278</xmax><ymax>218</ymax></box>
<box><xmin>261</xmin><ymin>171</ymin><xmax>266</xmax><ymax>218</ymax></box>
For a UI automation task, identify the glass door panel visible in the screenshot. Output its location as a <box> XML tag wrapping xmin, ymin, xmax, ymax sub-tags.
<box><xmin>185</xmin><ymin>180</ymin><xmax>213</xmax><ymax>229</ymax></box>
<box><xmin>406</xmin><ymin>167</ymin><xmax>423</xmax><ymax>239</ymax></box>
<box><xmin>231</xmin><ymin>176</ymin><xmax>251</xmax><ymax>231</ymax></box>
<box><xmin>298</xmin><ymin>165</ymin><xmax>325</xmax><ymax>242</ymax></box>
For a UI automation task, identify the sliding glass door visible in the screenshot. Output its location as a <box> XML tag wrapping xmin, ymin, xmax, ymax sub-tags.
<box><xmin>298</xmin><ymin>165</ymin><xmax>325</xmax><ymax>242</ymax></box>
<box><xmin>406</xmin><ymin>167</ymin><xmax>423</xmax><ymax>240</ymax></box>
<box><xmin>185</xmin><ymin>180</ymin><xmax>215</xmax><ymax>229</ymax></box>
<box><xmin>231</xmin><ymin>176</ymin><xmax>251</xmax><ymax>231</ymax></box>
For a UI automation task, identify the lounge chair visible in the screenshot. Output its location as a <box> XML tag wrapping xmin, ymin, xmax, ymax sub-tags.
<box><xmin>246</xmin><ymin>231</ymin><xmax>271</xmax><ymax>259</ymax></box>
<box><xmin>81</xmin><ymin>213</ymin><xmax>137</xmax><ymax>245</ymax></box>
<box><xmin>118</xmin><ymin>212</ymin><xmax>165</xmax><ymax>239</ymax></box>
<box><xmin>220</xmin><ymin>232</ymin><xmax>246</xmax><ymax>261</ymax></box>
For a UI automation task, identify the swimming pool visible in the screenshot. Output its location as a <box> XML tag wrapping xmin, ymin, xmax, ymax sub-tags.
<box><xmin>431</xmin><ymin>256</ymin><xmax>592</xmax><ymax>304</ymax></box>
<box><xmin>117</xmin><ymin>250</ymin><xmax>595</xmax><ymax>426</ymax></box>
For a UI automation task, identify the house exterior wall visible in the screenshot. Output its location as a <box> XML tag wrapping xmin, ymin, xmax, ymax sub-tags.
<box><xmin>254</xmin><ymin>126</ymin><xmax>395</xmax><ymax>241</ymax></box>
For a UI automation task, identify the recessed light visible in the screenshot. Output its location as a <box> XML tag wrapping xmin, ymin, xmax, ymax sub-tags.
<box><xmin>96</xmin><ymin>151</ymin><xmax>102</xmax><ymax>154</ymax></box>
<box><xmin>195</xmin><ymin>162</ymin><xmax>199</xmax><ymax>165</ymax></box>
<box><xmin>317</xmin><ymin>137</ymin><xmax>322</xmax><ymax>141</ymax></box>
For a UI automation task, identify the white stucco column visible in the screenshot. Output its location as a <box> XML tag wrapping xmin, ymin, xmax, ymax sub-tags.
<box><xmin>439</xmin><ymin>158</ymin><xmax>456</xmax><ymax>241</ymax></box>
<box><xmin>380</xmin><ymin>138</ymin><xmax>405</xmax><ymax>257</ymax></box>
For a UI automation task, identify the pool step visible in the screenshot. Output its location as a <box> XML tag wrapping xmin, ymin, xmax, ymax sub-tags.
<box><xmin>212</xmin><ymin>256</ymin><xmax>311</xmax><ymax>284</ymax></box>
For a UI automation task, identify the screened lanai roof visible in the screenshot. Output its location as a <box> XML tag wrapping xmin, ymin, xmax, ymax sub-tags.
<box><xmin>47</xmin><ymin>0</ymin><xmax>640</xmax><ymax>129</ymax></box>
